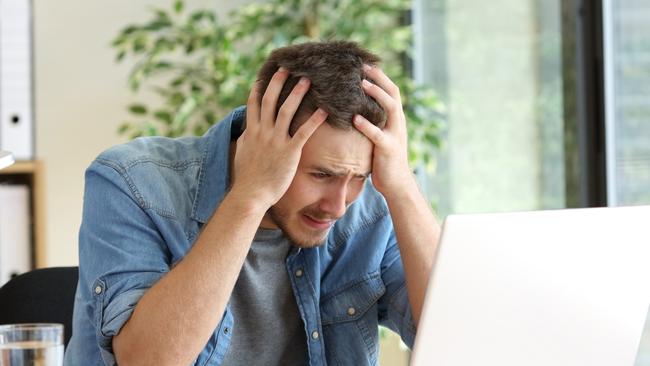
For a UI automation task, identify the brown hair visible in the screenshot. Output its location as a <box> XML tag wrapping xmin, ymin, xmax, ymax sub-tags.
<box><xmin>256</xmin><ymin>41</ymin><xmax>386</xmax><ymax>134</ymax></box>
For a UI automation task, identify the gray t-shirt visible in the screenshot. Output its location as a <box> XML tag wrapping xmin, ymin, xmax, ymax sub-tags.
<box><xmin>220</xmin><ymin>228</ymin><xmax>309</xmax><ymax>366</ymax></box>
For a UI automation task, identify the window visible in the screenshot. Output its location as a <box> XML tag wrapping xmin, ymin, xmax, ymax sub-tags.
<box><xmin>413</xmin><ymin>0</ymin><xmax>565</xmax><ymax>217</ymax></box>
<box><xmin>412</xmin><ymin>1</ymin><xmax>650</xmax><ymax>363</ymax></box>
<box><xmin>603</xmin><ymin>0</ymin><xmax>650</xmax><ymax>206</ymax></box>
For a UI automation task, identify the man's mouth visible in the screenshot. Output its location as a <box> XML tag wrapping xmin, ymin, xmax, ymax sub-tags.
<box><xmin>301</xmin><ymin>213</ymin><xmax>335</xmax><ymax>230</ymax></box>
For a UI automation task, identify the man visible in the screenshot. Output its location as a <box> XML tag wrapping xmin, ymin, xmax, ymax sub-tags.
<box><xmin>65</xmin><ymin>41</ymin><xmax>440</xmax><ymax>366</ymax></box>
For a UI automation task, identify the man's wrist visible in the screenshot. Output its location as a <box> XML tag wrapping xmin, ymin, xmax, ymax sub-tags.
<box><xmin>380</xmin><ymin>174</ymin><xmax>421</xmax><ymax>203</ymax></box>
<box><xmin>225</xmin><ymin>186</ymin><xmax>273</xmax><ymax>218</ymax></box>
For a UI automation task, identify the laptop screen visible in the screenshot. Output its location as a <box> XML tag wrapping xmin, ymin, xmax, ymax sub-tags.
<box><xmin>411</xmin><ymin>206</ymin><xmax>650</xmax><ymax>366</ymax></box>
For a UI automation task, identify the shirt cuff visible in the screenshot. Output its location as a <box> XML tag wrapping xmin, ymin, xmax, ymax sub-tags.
<box><xmin>92</xmin><ymin>277</ymin><xmax>154</xmax><ymax>366</ymax></box>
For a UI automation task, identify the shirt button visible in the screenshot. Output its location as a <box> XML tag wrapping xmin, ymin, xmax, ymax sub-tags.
<box><xmin>347</xmin><ymin>307</ymin><xmax>356</xmax><ymax>316</ymax></box>
<box><xmin>223</xmin><ymin>327</ymin><xmax>230</xmax><ymax>335</ymax></box>
<box><xmin>311</xmin><ymin>331</ymin><xmax>320</xmax><ymax>340</ymax></box>
<box><xmin>295</xmin><ymin>269</ymin><xmax>303</xmax><ymax>277</ymax></box>
<box><xmin>94</xmin><ymin>286</ymin><xmax>103</xmax><ymax>295</ymax></box>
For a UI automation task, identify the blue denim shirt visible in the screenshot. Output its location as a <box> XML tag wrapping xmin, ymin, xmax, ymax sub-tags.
<box><xmin>64</xmin><ymin>107</ymin><xmax>416</xmax><ymax>366</ymax></box>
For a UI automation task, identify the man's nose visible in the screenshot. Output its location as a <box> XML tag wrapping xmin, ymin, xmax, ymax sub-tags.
<box><xmin>320</xmin><ymin>184</ymin><xmax>348</xmax><ymax>219</ymax></box>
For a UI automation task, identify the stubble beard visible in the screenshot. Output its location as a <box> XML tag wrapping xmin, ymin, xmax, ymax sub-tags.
<box><xmin>267</xmin><ymin>204</ymin><xmax>330</xmax><ymax>248</ymax></box>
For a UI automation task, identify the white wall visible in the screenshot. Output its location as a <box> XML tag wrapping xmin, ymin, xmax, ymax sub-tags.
<box><xmin>34</xmin><ymin>0</ymin><xmax>243</xmax><ymax>266</ymax></box>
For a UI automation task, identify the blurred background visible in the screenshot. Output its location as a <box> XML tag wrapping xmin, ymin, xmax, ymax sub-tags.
<box><xmin>1</xmin><ymin>0</ymin><xmax>649</xmax><ymax>364</ymax></box>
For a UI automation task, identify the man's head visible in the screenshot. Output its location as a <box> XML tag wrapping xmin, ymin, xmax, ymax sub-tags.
<box><xmin>257</xmin><ymin>41</ymin><xmax>387</xmax><ymax>133</ymax></box>
<box><xmin>256</xmin><ymin>41</ymin><xmax>385</xmax><ymax>247</ymax></box>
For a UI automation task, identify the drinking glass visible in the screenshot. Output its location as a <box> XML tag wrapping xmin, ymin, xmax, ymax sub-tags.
<box><xmin>0</xmin><ymin>324</ymin><xmax>63</xmax><ymax>366</ymax></box>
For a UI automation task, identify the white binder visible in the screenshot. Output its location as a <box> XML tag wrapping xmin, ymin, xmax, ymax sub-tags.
<box><xmin>0</xmin><ymin>0</ymin><xmax>34</xmax><ymax>160</ymax></box>
<box><xmin>0</xmin><ymin>184</ymin><xmax>31</xmax><ymax>285</ymax></box>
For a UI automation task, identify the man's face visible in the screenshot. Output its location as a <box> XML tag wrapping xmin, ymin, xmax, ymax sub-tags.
<box><xmin>261</xmin><ymin>123</ymin><xmax>373</xmax><ymax>248</ymax></box>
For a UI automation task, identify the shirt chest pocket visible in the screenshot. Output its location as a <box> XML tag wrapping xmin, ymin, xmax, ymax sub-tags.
<box><xmin>320</xmin><ymin>273</ymin><xmax>386</xmax><ymax>365</ymax></box>
<box><xmin>320</xmin><ymin>273</ymin><xmax>386</xmax><ymax>325</ymax></box>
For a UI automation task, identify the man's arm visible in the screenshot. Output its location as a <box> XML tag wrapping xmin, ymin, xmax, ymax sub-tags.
<box><xmin>112</xmin><ymin>71</ymin><xmax>326</xmax><ymax>366</ymax></box>
<box><xmin>112</xmin><ymin>191</ymin><xmax>264</xmax><ymax>366</ymax></box>
<box><xmin>380</xmin><ymin>175</ymin><xmax>440</xmax><ymax>325</ymax></box>
<box><xmin>353</xmin><ymin>65</ymin><xmax>440</xmax><ymax>325</ymax></box>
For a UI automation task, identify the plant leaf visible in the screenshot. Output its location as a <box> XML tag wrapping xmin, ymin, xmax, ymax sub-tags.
<box><xmin>154</xmin><ymin>110</ymin><xmax>173</xmax><ymax>124</ymax></box>
<box><xmin>174</xmin><ymin>0</ymin><xmax>184</xmax><ymax>14</ymax></box>
<box><xmin>128</xmin><ymin>104</ymin><xmax>148</xmax><ymax>115</ymax></box>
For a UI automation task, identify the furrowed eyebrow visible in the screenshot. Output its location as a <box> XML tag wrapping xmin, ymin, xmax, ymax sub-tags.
<box><xmin>312</xmin><ymin>166</ymin><xmax>370</xmax><ymax>179</ymax></box>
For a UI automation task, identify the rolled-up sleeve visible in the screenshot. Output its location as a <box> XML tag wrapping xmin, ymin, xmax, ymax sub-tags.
<box><xmin>377</xmin><ymin>229</ymin><xmax>417</xmax><ymax>348</ymax></box>
<box><xmin>78</xmin><ymin>159</ymin><xmax>171</xmax><ymax>365</ymax></box>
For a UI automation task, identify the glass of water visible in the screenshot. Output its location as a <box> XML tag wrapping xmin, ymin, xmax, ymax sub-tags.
<box><xmin>0</xmin><ymin>324</ymin><xmax>63</xmax><ymax>366</ymax></box>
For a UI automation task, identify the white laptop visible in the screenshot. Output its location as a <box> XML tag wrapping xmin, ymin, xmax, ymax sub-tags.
<box><xmin>411</xmin><ymin>206</ymin><xmax>650</xmax><ymax>366</ymax></box>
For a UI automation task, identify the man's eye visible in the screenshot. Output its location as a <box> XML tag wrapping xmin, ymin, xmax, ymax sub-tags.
<box><xmin>312</xmin><ymin>172</ymin><xmax>330</xmax><ymax>179</ymax></box>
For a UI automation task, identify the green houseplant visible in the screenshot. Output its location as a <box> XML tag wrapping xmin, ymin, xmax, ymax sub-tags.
<box><xmin>112</xmin><ymin>0</ymin><xmax>443</xmax><ymax>169</ymax></box>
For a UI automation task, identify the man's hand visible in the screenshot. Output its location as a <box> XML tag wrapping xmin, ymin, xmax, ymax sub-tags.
<box><xmin>232</xmin><ymin>68</ymin><xmax>328</xmax><ymax>209</ymax></box>
<box><xmin>353</xmin><ymin>65</ymin><xmax>415</xmax><ymax>199</ymax></box>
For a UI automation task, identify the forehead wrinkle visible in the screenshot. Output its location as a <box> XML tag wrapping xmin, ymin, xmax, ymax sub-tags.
<box><xmin>300</xmin><ymin>121</ymin><xmax>373</xmax><ymax>176</ymax></box>
<box><xmin>317</xmin><ymin>155</ymin><xmax>370</xmax><ymax>176</ymax></box>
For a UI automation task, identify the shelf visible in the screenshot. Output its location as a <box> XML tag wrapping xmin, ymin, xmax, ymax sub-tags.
<box><xmin>1</xmin><ymin>161</ymin><xmax>38</xmax><ymax>174</ymax></box>
<box><xmin>0</xmin><ymin>160</ymin><xmax>46</xmax><ymax>268</ymax></box>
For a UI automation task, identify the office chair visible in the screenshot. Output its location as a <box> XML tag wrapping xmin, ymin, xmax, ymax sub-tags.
<box><xmin>0</xmin><ymin>266</ymin><xmax>79</xmax><ymax>347</ymax></box>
